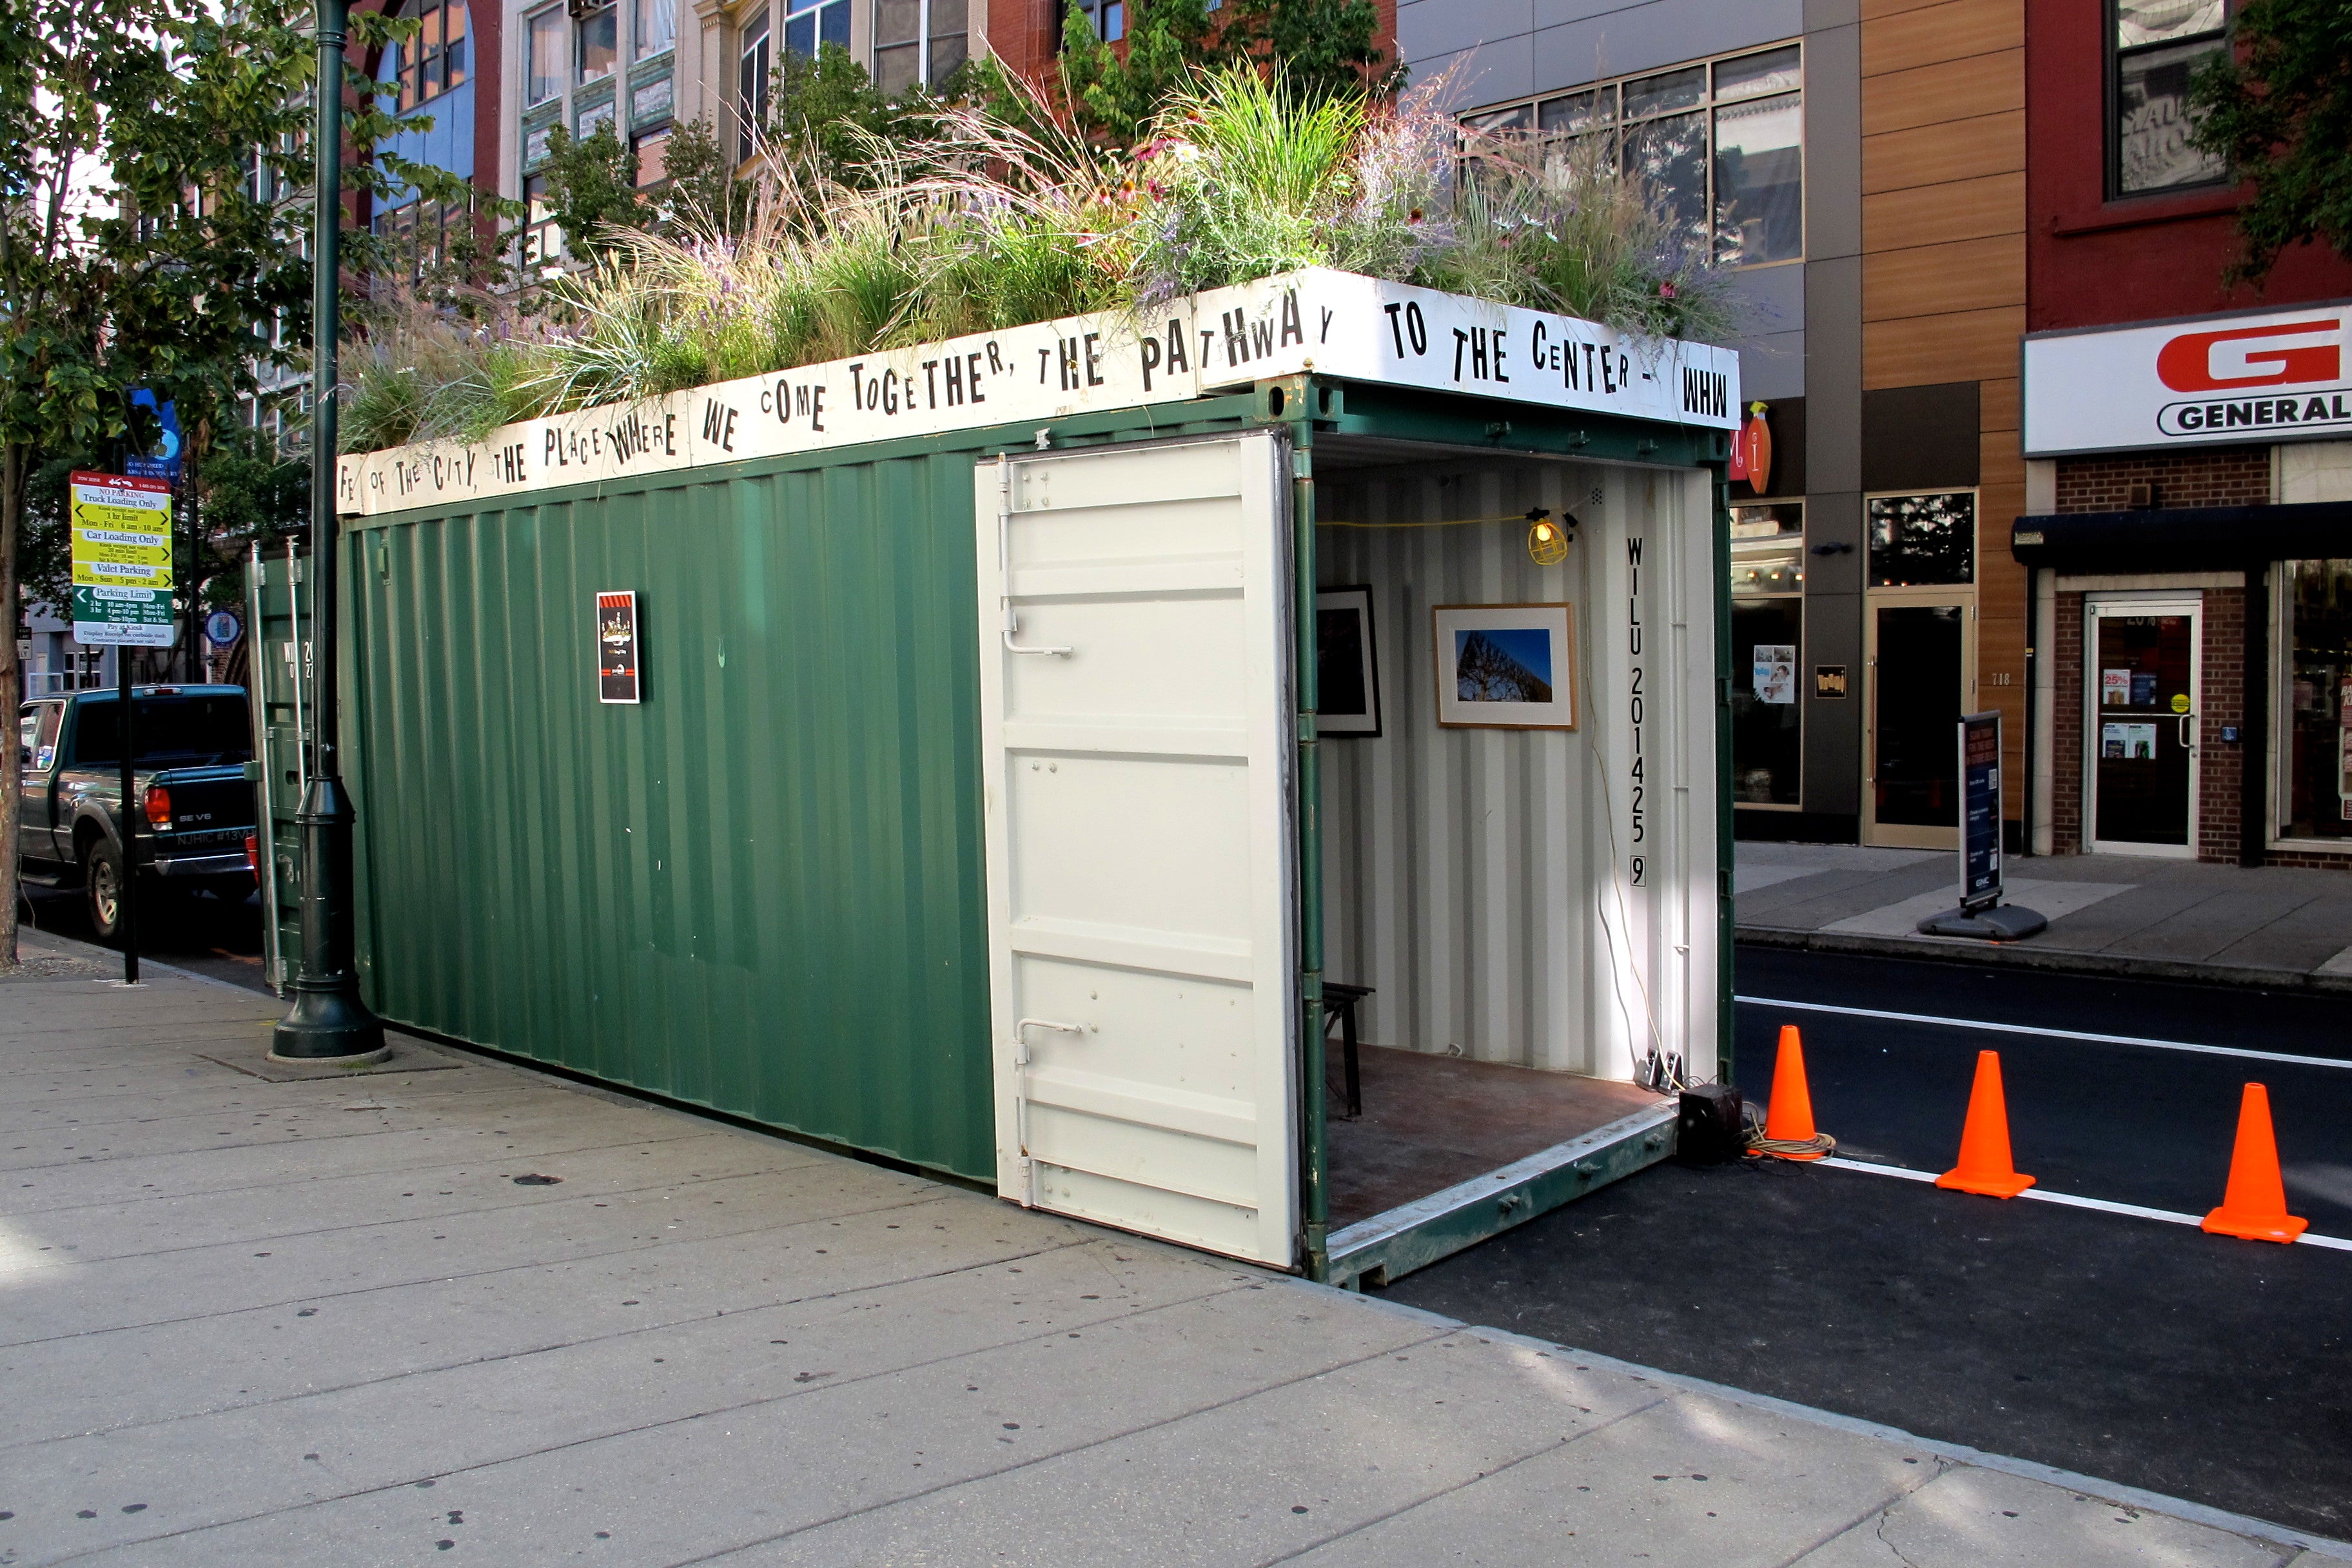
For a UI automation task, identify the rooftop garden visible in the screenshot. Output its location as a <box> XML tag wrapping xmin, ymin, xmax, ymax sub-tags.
<box><xmin>344</xmin><ymin>57</ymin><xmax>1741</xmax><ymax>456</ymax></box>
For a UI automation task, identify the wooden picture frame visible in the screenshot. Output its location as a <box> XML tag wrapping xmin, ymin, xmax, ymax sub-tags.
<box><xmin>1432</xmin><ymin>603</ymin><xmax>1576</xmax><ymax>730</ymax></box>
<box><xmin>1315</xmin><ymin>585</ymin><xmax>1381</xmax><ymax>736</ymax></box>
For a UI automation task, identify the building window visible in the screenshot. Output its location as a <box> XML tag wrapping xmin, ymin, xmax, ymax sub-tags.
<box><xmin>634</xmin><ymin>128</ymin><xmax>671</xmax><ymax>186</ymax></box>
<box><xmin>2280</xmin><ymin>559</ymin><xmax>2352</xmax><ymax>842</ymax></box>
<box><xmin>2112</xmin><ymin>0</ymin><xmax>2228</xmax><ymax>195</ymax></box>
<box><xmin>527</xmin><ymin>6</ymin><xmax>564</xmax><ymax>104</ymax></box>
<box><xmin>1867</xmin><ymin>491</ymin><xmax>1976</xmax><ymax>587</ymax></box>
<box><xmin>874</xmin><ymin>0</ymin><xmax>967</xmax><ymax>95</ymax></box>
<box><xmin>522</xmin><ymin>172</ymin><xmax>563</xmax><ymax>270</ymax></box>
<box><xmin>392</xmin><ymin>0</ymin><xmax>468</xmax><ymax>112</ymax></box>
<box><xmin>739</xmin><ymin>7</ymin><xmax>771</xmax><ymax>161</ymax></box>
<box><xmin>1730</xmin><ymin>502</ymin><xmax>1805</xmax><ymax>807</ymax></box>
<box><xmin>577</xmin><ymin>2</ymin><xmax>618</xmax><ymax>83</ymax></box>
<box><xmin>783</xmin><ymin>0</ymin><xmax>850</xmax><ymax>58</ymax></box>
<box><xmin>1464</xmin><ymin>43</ymin><xmax>1803</xmax><ymax>267</ymax></box>
<box><xmin>1065</xmin><ymin>0</ymin><xmax>1122</xmax><ymax>43</ymax></box>
<box><xmin>634</xmin><ymin>0</ymin><xmax>675</xmax><ymax>59</ymax></box>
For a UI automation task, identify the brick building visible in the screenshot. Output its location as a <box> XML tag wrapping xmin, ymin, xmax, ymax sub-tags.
<box><xmin>2014</xmin><ymin>0</ymin><xmax>2352</xmax><ymax>868</ymax></box>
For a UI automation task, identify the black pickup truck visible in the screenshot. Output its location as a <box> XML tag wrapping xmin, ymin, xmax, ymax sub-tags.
<box><xmin>18</xmin><ymin>685</ymin><xmax>259</xmax><ymax>943</ymax></box>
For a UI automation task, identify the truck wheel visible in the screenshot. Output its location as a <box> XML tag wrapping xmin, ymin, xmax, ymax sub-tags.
<box><xmin>83</xmin><ymin>839</ymin><xmax>127</xmax><ymax>946</ymax></box>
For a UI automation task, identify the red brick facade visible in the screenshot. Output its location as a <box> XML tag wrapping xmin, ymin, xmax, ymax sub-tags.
<box><xmin>2197</xmin><ymin>588</ymin><xmax>2246</xmax><ymax>863</ymax></box>
<box><xmin>2052</xmin><ymin>591</ymin><xmax>2084</xmax><ymax>854</ymax></box>
<box><xmin>2053</xmin><ymin>449</ymin><xmax>2271</xmax><ymax>514</ymax></box>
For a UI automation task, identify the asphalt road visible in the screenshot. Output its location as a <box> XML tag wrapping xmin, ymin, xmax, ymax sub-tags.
<box><xmin>21</xmin><ymin>882</ymin><xmax>273</xmax><ymax>993</ymax></box>
<box><xmin>1380</xmin><ymin>945</ymin><xmax>2352</xmax><ymax>1543</ymax></box>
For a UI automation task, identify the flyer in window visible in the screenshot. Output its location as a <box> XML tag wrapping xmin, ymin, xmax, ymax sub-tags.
<box><xmin>1752</xmin><ymin>643</ymin><xmax>1796</xmax><ymax>705</ymax></box>
<box><xmin>2102</xmin><ymin>669</ymin><xmax>2132</xmax><ymax>706</ymax></box>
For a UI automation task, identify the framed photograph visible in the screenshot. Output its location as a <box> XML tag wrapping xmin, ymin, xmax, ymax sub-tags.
<box><xmin>1433</xmin><ymin>603</ymin><xmax>1576</xmax><ymax>730</ymax></box>
<box><xmin>1316</xmin><ymin>586</ymin><xmax>1381</xmax><ymax>737</ymax></box>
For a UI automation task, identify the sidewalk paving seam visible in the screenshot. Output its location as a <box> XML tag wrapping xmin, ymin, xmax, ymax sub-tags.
<box><xmin>1245</xmin><ymin>1396</ymin><xmax>1675</xmax><ymax>1567</ymax></box>
<box><xmin>1759</xmin><ymin>1461</ymin><xmax>1954</xmax><ymax>1568</ymax></box>
<box><xmin>8</xmin><ymin>1157</ymin><xmax>818</xmax><ymax>1268</ymax></box>
<box><xmin>1</xmin><ymin>1230</ymin><xmax>1117</xmax><ymax>1454</ymax></box>
<box><xmin>31</xmin><ymin>1273</ymin><xmax>1304</xmax><ymax>1567</ymax></box>
<box><xmin>1430</xmin><ymin>1331</ymin><xmax>2352</xmax><ymax>1563</ymax></box>
<box><xmin>656</xmin><ymin>1322</ymin><xmax>1463</xmax><ymax>1568</ymax></box>
<box><xmin>1</xmin><ymin>1126</ymin><xmax>741</xmax><ymax>1220</ymax></box>
<box><xmin>0</xmin><ymin>1188</ymin><xmax>969</xmax><ymax>1351</ymax></box>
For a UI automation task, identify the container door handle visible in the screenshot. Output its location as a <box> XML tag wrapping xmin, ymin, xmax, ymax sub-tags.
<box><xmin>1012</xmin><ymin>1017</ymin><xmax>1083</xmax><ymax>1068</ymax></box>
<box><xmin>997</xmin><ymin>455</ymin><xmax>1071</xmax><ymax>656</ymax></box>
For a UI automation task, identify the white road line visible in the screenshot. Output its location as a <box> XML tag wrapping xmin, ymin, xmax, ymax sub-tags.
<box><xmin>1735</xmin><ymin>995</ymin><xmax>2352</xmax><ymax>1071</ymax></box>
<box><xmin>1817</xmin><ymin>1156</ymin><xmax>2352</xmax><ymax>1251</ymax></box>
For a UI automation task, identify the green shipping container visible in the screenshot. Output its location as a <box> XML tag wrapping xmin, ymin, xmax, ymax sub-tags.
<box><xmin>334</xmin><ymin>270</ymin><xmax>1741</xmax><ymax>1283</ymax></box>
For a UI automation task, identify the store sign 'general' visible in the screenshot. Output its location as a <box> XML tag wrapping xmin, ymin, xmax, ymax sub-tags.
<box><xmin>2024</xmin><ymin>302</ymin><xmax>2352</xmax><ymax>456</ymax></box>
<box><xmin>339</xmin><ymin>268</ymin><xmax>1741</xmax><ymax>518</ymax></box>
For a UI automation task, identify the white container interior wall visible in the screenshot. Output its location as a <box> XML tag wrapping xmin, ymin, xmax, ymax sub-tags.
<box><xmin>1316</xmin><ymin>457</ymin><xmax>1720</xmax><ymax>1084</ymax></box>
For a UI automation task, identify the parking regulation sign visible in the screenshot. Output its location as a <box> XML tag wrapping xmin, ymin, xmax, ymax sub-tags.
<box><xmin>69</xmin><ymin>471</ymin><xmax>176</xmax><ymax>647</ymax></box>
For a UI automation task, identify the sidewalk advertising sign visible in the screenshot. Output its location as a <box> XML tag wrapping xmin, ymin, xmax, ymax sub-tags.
<box><xmin>2023</xmin><ymin>300</ymin><xmax>2352</xmax><ymax>456</ymax></box>
<box><xmin>69</xmin><ymin>471</ymin><xmax>177</xmax><ymax>647</ymax></box>
<box><xmin>1960</xmin><ymin>711</ymin><xmax>2001</xmax><ymax>910</ymax></box>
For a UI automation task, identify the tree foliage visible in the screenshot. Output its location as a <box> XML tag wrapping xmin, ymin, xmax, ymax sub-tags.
<box><xmin>538</xmin><ymin>122</ymin><xmax>642</xmax><ymax>261</ymax></box>
<box><xmin>2190</xmin><ymin>0</ymin><xmax>2352</xmax><ymax>284</ymax></box>
<box><xmin>0</xmin><ymin>0</ymin><xmax>491</xmax><ymax>965</ymax></box>
<box><xmin>1056</xmin><ymin>0</ymin><xmax>1395</xmax><ymax>147</ymax></box>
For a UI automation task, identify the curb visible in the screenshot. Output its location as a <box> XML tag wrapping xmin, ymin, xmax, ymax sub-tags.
<box><xmin>1736</xmin><ymin>923</ymin><xmax>2352</xmax><ymax>997</ymax></box>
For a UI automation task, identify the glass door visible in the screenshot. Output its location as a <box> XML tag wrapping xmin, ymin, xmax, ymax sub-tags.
<box><xmin>1865</xmin><ymin>597</ymin><xmax>1974</xmax><ymax>848</ymax></box>
<box><xmin>2087</xmin><ymin>599</ymin><xmax>2199</xmax><ymax>856</ymax></box>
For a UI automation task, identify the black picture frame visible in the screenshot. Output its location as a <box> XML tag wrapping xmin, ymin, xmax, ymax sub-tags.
<box><xmin>1316</xmin><ymin>585</ymin><xmax>1381</xmax><ymax>738</ymax></box>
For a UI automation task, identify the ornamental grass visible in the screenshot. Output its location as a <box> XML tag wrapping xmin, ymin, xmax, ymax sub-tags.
<box><xmin>341</xmin><ymin>64</ymin><xmax>1738</xmax><ymax>454</ymax></box>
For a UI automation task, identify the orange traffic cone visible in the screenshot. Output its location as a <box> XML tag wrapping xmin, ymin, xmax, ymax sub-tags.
<box><xmin>1936</xmin><ymin>1050</ymin><xmax>2035</xmax><ymax>1198</ymax></box>
<box><xmin>2202</xmin><ymin>1084</ymin><xmax>2308</xmax><ymax>1244</ymax></box>
<box><xmin>1760</xmin><ymin>1024</ymin><xmax>1826</xmax><ymax>1161</ymax></box>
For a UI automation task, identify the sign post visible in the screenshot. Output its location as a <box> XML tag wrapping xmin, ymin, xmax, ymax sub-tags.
<box><xmin>69</xmin><ymin>471</ymin><xmax>179</xmax><ymax>983</ymax></box>
<box><xmin>1917</xmin><ymin>711</ymin><xmax>2048</xmax><ymax>941</ymax></box>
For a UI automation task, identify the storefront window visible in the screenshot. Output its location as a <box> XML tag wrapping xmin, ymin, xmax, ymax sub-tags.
<box><xmin>1730</xmin><ymin>502</ymin><xmax>1804</xmax><ymax>807</ymax></box>
<box><xmin>1868</xmin><ymin>491</ymin><xmax>1975</xmax><ymax>587</ymax></box>
<box><xmin>2113</xmin><ymin>0</ymin><xmax>2228</xmax><ymax>195</ymax></box>
<box><xmin>2282</xmin><ymin>559</ymin><xmax>2352</xmax><ymax>841</ymax></box>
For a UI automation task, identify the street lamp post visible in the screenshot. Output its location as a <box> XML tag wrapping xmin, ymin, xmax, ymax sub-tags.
<box><xmin>271</xmin><ymin>0</ymin><xmax>385</xmax><ymax>1063</ymax></box>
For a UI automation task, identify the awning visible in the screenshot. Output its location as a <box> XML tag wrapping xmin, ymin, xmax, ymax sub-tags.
<box><xmin>2011</xmin><ymin>500</ymin><xmax>2352</xmax><ymax>572</ymax></box>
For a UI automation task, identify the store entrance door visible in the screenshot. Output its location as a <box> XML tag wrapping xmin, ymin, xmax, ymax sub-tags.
<box><xmin>1865</xmin><ymin>596</ymin><xmax>1975</xmax><ymax>848</ymax></box>
<box><xmin>2087</xmin><ymin>599</ymin><xmax>2200</xmax><ymax>856</ymax></box>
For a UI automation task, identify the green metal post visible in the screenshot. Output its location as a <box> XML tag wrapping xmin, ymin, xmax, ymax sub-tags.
<box><xmin>1711</xmin><ymin>459</ymin><xmax>1734</xmax><ymax>1083</ymax></box>
<box><xmin>1291</xmin><ymin>415</ymin><xmax>1328</xmax><ymax>1280</ymax></box>
<box><xmin>272</xmin><ymin>0</ymin><xmax>385</xmax><ymax>1063</ymax></box>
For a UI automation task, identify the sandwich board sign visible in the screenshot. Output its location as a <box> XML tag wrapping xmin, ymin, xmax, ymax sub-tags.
<box><xmin>69</xmin><ymin>471</ymin><xmax>176</xmax><ymax>647</ymax></box>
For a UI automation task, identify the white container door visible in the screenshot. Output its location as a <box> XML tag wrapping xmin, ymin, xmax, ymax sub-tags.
<box><xmin>974</xmin><ymin>433</ymin><xmax>1300</xmax><ymax>1268</ymax></box>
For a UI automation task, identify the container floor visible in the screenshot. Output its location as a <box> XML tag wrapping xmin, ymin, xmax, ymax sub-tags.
<box><xmin>1325</xmin><ymin>1046</ymin><xmax>1661</xmax><ymax>1230</ymax></box>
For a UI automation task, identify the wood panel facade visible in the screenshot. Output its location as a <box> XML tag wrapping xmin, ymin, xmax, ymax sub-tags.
<box><xmin>1861</xmin><ymin>0</ymin><xmax>2028</xmax><ymax>828</ymax></box>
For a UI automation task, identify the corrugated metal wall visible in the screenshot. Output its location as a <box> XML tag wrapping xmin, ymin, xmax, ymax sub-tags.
<box><xmin>344</xmin><ymin>448</ymin><xmax>999</xmax><ymax>1181</ymax></box>
<box><xmin>1317</xmin><ymin>458</ymin><xmax>1700</xmax><ymax>1079</ymax></box>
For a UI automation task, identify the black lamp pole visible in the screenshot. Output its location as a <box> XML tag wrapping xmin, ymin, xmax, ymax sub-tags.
<box><xmin>272</xmin><ymin>0</ymin><xmax>384</xmax><ymax>1063</ymax></box>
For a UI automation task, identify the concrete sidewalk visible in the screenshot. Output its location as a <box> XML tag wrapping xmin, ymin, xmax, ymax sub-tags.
<box><xmin>2</xmin><ymin>941</ymin><xmax>2340</xmax><ymax>1567</ymax></box>
<box><xmin>1737</xmin><ymin>841</ymin><xmax>2352</xmax><ymax>991</ymax></box>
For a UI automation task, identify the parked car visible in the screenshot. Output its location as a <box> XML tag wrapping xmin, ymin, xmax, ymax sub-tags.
<box><xmin>17</xmin><ymin>685</ymin><xmax>259</xmax><ymax>943</ymax></box>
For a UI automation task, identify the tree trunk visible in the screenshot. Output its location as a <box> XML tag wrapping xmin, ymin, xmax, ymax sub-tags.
<box><xmin>1</xmin><ymin>440</ymin><xmax>23</xmax><ymax>971</ymax></box>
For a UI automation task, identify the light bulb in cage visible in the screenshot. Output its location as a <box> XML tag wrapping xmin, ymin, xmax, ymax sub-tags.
<box><xmin>1525</xmin><ymin>508</ymin><xmax>1573</xmax><ymax>566</ymax></box>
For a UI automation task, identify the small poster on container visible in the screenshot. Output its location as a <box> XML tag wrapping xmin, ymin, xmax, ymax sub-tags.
<box><xmin>597</xmin><ymin>591</ymin><xmax>640</xmax><ymax>704</ymax></box>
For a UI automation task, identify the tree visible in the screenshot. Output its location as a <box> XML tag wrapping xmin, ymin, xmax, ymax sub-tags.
<box><xmin>538</xmin><ymin>122</ymin><xmax>641</xmax><ymax>260</ymax></box>
<box><xmin>656</xmin><ymin>118</ymin><xmax>756</xmax><ymax>239</ymax></box>
<box><xmin>1054</xmin><ymin>0</ymin><xmax>1396</xmax><ymax>148</ymax></box>
<box><xmin>0</xmin><ymin>0</ymin><xmax>476</xmax><ymax>968</ymax></box>
<box><xmin>2190</xmin><ymin>0</ymin><xmax>2352</xmax><ymax>285</ymax></box>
